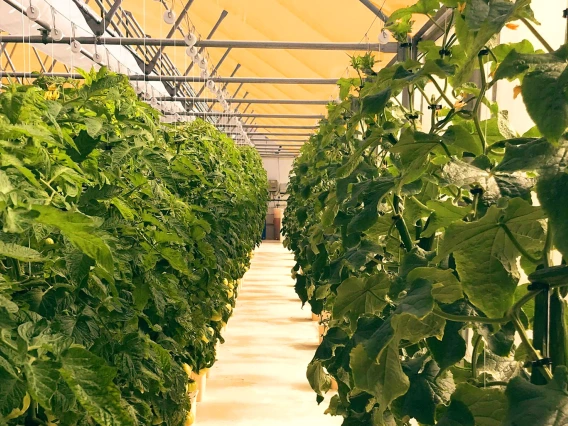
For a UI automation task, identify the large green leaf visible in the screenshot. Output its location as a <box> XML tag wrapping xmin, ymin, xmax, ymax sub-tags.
<box><xmin>333</xmin><ymin>273</ymin><xmax>392</xmax><ymax>330</ymax></box>
<box><xmin>0</xmin><ymin>241</ymin><xmax>44</xmax><ymax>263</ymax></box>
<box><xmin>60</xmin><ymin>347</ymin><xmax>135</xmax><ymax>426</ymax></box>
<box><xmin>505</xmin><ymin>366</ymin><xmax>568</xmax><ymax>426</ymax></box>
<box><xmin>24</xmin><ymin>360</ymin><xmax>60</xmax><ymax>411</ymax></box>
<box><xmin>407</xmin><ymin>267</ymin><xmax>463</xmax><ymax>304</ymax></box>
<box><xmin>394</xmin><ymin>357</ymin><xmax>455</xmax><ymax>424</ymax></box>
<box><xmin>437</xmin><ymin>199</ymin><xmax>545</xmax><ymax>317</ymax></box>
<box><xmin>350</xmin><ymin>341</ymin><xmax>409</xmax><ymax>425</ymax></box>
<box><xmin>422</xmin><ymin>200</ymin><xmax>472</xmax><ymax>239</ymax></box>
<box><xmin>32</xmin><ymin>205</ymin><xmax>114</xmax><ymax>277</ymax></box>
<box><xmin>537</xmin><ymin>172</ymin><xmax>568</xmax><ymax>259</ymax></box>
<box><xmin>449</xmin><ymin>383</ymin><xmax>508</xmax><ymax>426</ymax></box>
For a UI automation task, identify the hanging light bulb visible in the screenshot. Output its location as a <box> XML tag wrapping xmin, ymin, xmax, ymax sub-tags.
<box><xmin>184</xmin><ymin>32</ymin><xmax>197</xmax><ymax>47</ymax></box>
<box><xmin>51</xmin><ymin>28</ymin><xmax>64</xmax><ymax>41</ymax></box>
<box><xmin>26</xmin><ymin>5</ymin><xmax>41</xmax><ymax>21</ymax></box>
<box><xmin>70</xmin><ymin>40</ymin><xmax>82</xmax><ymax>54</ymax></box>
<box><xmin>200</xmin><ymin>69</ymin><xmax>208</xmax><ymax>80</ymax></box>
<box><xmin>150</xmin><ymin>97</ymin><xmax>158</xmax><ymax>107</ymax></box>
<box><xmin>186</xmin><ymin>46</ymin><xmax>198</xmax><ymax>58</ymax></box>
<box><xmin>143</xmin><ymin>91</ymin><xmax>152</xmax><ymax>100</ymax></box>
<box><xmin>163</xmin><ymin>10</ymin><xmax>176</xmax><ymax>24</ymax></box>
<box><xmin>206</xmin><ymin>80</ymin><xmax>216</xmax><ymax>92</ymax></box>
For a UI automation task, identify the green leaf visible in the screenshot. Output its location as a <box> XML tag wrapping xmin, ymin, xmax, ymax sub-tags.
<box><xmin>494</xmin><ymin>138</ymin><xmax>557</xmax><ymax>172</ymax></box>
<box><xmin>443</xmin><ymin>125</ymin><xmax>482</xmax><ymax>156</ymax></box>
<box><xmin>350</xmin><ymin>341</ymin><xmax>409</xmax><ymax>424</ymax></box>
<box><xmin>448</xmin><ymin>383</ymin><xmax>507</xmax><ymax>426</ymax></box>
<box><xmin>422</xmin><ymin>200</ymin><xmax>472</xmax><ymax>239</ymax></box>
<box><xmin>436</xmin><ymin>400</ymin><xmax>475</xmax><ymax>426</ymax></box>
<box><xmin>33</xmin><ymin>205</ymin><xmax>114</xmax><ymax>277</ymax></box>
<box><xmin>522</xmin><ymin>64</ymin><xmax>568</xmax><ymax>141</ymax></box>
<box><xmin>333</xmin><ymin>273</ymin><xmax>392</xmax><ymax>330</ymax></box>
<box><xmin>409</xmin><ymin>267</ymin><xmax>463</xmax><ymax>304</ymax></box>
<box><xmin>537</xmin><ymin>172</ymin><xmax>568</xmax><ymax>259</ymax></box>
<box><xmin>306</xmin><ymin>360</ymin><xmax>331</xmax><ymax>397</ymax></box>
<box><xmin>60</xmin><ymin>347</ymin><xmax>135</xmax><ymax>426</ymax></box>
<box><xmin>0</xmin><ymin>369</ymin><xmax>27</xmax><ymax>416</ymax></box>
<box><xmin>361</xmin><ymin>88</ymin><xmax>392</xmax><ymax>115</ymax></box>
<box><xmin>437</xmin><ymin>199</ymin><xmax>545</xmax><ymax>318</ymax></box>
<box><xmin>0</xmin><ymin>241</ymin><xmax>44</xmax><ymax>263</ymax></box>
<box><xmin>505</xmin><ymin>366</ymin><xmax>568</xmax><ymax>425</ymax></box>
<box><xmin>24</xmin><ymin>360</ymin><xmax>60</xmax><ymax>411</ymax></box>
<box><xmin>394</xmin><ymin>358</ymin><xmax>455</xmax><ymax>424</ymax></box>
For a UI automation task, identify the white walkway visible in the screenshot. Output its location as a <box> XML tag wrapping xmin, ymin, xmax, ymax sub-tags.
<box><xmin>198</xmin><ymin>241</ymin><xmax>341</xmax><ymax>426</ymax></box>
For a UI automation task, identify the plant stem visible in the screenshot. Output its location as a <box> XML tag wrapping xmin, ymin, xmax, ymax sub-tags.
<box><xmin>500</xmin><ymin>224</ymin><xmax>542</xmax><ymax>264</ymax></box>
<box><xmin>432</xmin><ymin>307</ymin><xmax>507</xmax><ymax>324</ymax></box>
<box><xmin>471</xmin><ymin>334</ymin><xmax>483</xmax><ymax>378</ymax></box>
<box><xmin>512</xmin><ymin>314</ymin><xmax>553</xmax><ymax>382</ymax></box>
<box><xmin>477</xmin><ymin>381</ymin><xmax>509</xmax><ymax>387</ymax></box>
<box><xmin>428</xmin><ymin>76</ymin><xmax>453</xmax><ymax>107</ymax></box>
<box><xmin>393</xmin><ymin>195</ymin><xmax>414</xmax><ymax>252</ymax></box>
<box><xmin>473</xmin><ymin>55</ymin><xmax>489</xmax><ymax>154</ymax></box>
<box><xmin>521</xmin><ymin>17</ymin><xmax>554</xmax><ymax>53</ymax></box>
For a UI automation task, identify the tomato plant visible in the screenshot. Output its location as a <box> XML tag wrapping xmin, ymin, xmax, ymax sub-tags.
<box><xmin>283</xmin><ymin>1</ymin><xmax>568</xmax><ymax>424</ymax></box>
<box><xmin>0</xmin><ymin>68</ymin><xmax>267</xmax><ymax>425</ymax></box>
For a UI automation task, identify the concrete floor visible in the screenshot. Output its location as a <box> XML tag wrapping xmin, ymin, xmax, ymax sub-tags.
<box><xmin>198</xmin><ymin>241</ymin><xmax>342</xmax><ymax>426</ymax></box>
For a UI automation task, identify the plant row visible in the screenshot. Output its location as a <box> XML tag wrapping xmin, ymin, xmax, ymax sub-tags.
<box><xmin>283</xmin><ymin>1</ymin><xmax>568</xmax><ymax>425</ymax></box>
<box><xmin>0</xmin><ymin>67</ymin><xmax>268</xmax><ymax>425</ymax></box>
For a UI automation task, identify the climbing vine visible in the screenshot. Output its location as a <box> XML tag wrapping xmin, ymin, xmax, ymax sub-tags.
<box><xmin>0</xmin><ymin>68</ymin><xmax>267</xmax><ymax>425</ymax></box>
<box><xmin>283</xmin><ymin>1</ymin><xmax>568</xmax><ymax>424</ymax></box>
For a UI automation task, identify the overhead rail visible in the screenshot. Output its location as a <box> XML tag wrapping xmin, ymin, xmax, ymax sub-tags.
<box><xmin>0</xmin><ymin>36</ymin><xmax>397</xmax><ymax>52</ymax></box>
<box><xmin>2</xmin><ymin>72</ymin><xmax>339</xmax><ymax>85</ymax></box>
<box><xmin>155</xmin><ymin>97</ymin><xmax>333</xmax><ymax>105</ymax></box>
<box><xmin>166</xmin><ymin>112</ymin><xmax>324</xmax><ymax>119</ymax></box>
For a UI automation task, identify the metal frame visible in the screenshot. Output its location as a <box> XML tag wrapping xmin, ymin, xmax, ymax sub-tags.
<box><xmin>1</xmin><ymin>72</ymin><xmax>339</xmax><ymax>85</ymax></box>
<box><xmin>166</xmin><ymin>112</ymin><xmax>324</xmax><ymax>119</ymax></box>
<box><xmin>155</xmin><ymin>97</ymin><xmax>332</xmax><ymax>105</ymax></box>
<box><xmin>0</xmin><ymin>36</ymin><xmax>397</xmax><ymax>52</ymax></box>
<box><xmin>359</xmin><ymin>0</ymin><xmax>389</xmax><ymax>23</ymax></box>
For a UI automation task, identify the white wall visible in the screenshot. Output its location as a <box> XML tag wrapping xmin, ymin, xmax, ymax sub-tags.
<box><xmin>262</xmin><ymin>157</ymin><xmax>295</xmax><ymax>184</ymax></box>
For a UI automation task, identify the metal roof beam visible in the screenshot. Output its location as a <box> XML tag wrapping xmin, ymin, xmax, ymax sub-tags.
<box><xmin>155</xmin><ymin>97</ymin><xmax>332</xmax><ymax>105</ymax></box>
<box><xmin>1</xmin><ymin>73</ymin><xmax>339</xmax><ymax>85</ymax></box>
<box><xmin>359</xmin><ymin>0</ymin><xmax>389</xmax><ymax>23</ymax></box>
<box><xmin>168</xmin><ymin>112</ymin><xmax>323</xmax><ymax>119</ymax></box>
<box><xmin>0</xmin><ymin>36</ymin><xmax>397</xmax><ymax>52</ymax></box>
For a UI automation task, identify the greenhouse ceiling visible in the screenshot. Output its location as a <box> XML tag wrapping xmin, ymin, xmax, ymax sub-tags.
<box><xmin>0</xmin><ymin>0</ymin><xmax>428</xmax><ymax>156</ymax></box>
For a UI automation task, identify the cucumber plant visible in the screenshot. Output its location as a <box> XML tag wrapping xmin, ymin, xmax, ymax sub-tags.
<box><xmin>283</xmin><ymin>1</ymin><xmax>568</xmax><ymax>424</ymax></box>
<box><xmin>0</xmin><ymin>68</ymin><xmax>268</xmax><ymax>425</ymax></box>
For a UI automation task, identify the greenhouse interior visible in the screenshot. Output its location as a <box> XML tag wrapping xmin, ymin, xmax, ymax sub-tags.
<box><xmin>1</xmin><ymin>0</ymin><xmax>568</xmax><ymax>425</ymax></box>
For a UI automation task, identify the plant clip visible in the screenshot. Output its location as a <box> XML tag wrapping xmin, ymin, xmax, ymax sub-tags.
<box><xmin>406</xmin><ymin>113</ymin><xmax>419</xmax><ymax>120</ymax></box>
<box><xmin>563</xmin><ymin>8</ymin><xmax>568</xmax><ymax>18</ymax></box>
<box><xmin>40</xmin><ymin>29</ymin><xmax>49</xmax><ymax>44</ymax></box>
<box><xmin>478</xmin><ymin>49</ymin><xmax>490</xmax><ymax>57</ymax></box>
<box><xmin>428</xmin><ymin>104</ymin><xmax>442</xmax><ymax>111</ymax></box>
<box><xmin>526</xmin><ymin>357</ymin><xmax>552</xmax><ymax>368</ymax></box>
<box><xmin>470</xmin><ymin>187</ymin><xmax>484</xmax><ymax>196</ymax></box>
<box><xmin>439</xmin><ymin>48</ymin><xmax>452</xmax><ymax>58</ymax></box>
<box><xmin>400</xmin><ymin>42</ymin><xmax>412</xmax><ymax>48</ymax></box>
<box><xmin>527</xmin><ymin>281</ymin><xmax>551</xmax><ymax>292</ymax></box>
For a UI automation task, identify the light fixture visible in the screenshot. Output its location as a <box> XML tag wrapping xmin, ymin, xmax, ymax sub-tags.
<box><xmin>206</xmin><ymin>80</ymin><xmax>216</xmax><ymax>92</ymax></box>
<box><xmin>200</xmin><ymin>69</ymin><xmax>209</xmax><ymax>80</ymax></box>
<box><xmin>70</xmin><ymin>40</ymin><xmax>82</xmax><ymax>53</ymax></box>
<box><xmin>150</xmin><ymin>97</ymin><xmax>158</xmax><ymax>107</ymax></box>
<box><xmin>163</xmin><ymin>10</ymin><xmax>176</xmax><ymax>24</ymax></box>
<box><xmin>184</xmin><ymin>32</ymin><xmax>197</xmax><ymax>47</ymax></box>
<box><xmin>26</xmin><ymin>5</ymin><xmax>40</xmax><ymax>21</ymax></box>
